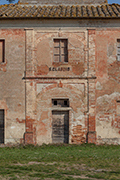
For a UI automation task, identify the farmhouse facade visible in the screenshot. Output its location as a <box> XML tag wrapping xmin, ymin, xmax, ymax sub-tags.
<box><xmin>0</xmin><ymin>0</ymin><xmax>120</xmax><ymax>145</ymax></box>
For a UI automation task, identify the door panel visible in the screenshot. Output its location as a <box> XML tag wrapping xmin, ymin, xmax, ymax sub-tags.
<box><xmin>52</xmin><ymin>111</ymin><xmax>69</xmax><ymax>143</ymax></box>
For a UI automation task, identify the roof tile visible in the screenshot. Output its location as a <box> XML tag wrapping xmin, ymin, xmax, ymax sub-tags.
<box><xmin>0</xmin><ymin>3</ymin><xmax>119</xmax><ymax>19</ymax></box>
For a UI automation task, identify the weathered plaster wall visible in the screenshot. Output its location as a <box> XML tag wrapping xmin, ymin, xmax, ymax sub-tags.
<box><xmin>24</xmin><ymin>28</ymin><xmax>89</xmax><ymax>144</ymax></box>
<box><xmin>0</xmin><ymin>19</ymin><xmax>120</xmax><ymax>145</ymax></box>
<box><xmin>24</xmin><ymin>27</ymin><xmax>120</xmax><ymax>145</ymax></box>
<box><xmin>0</xmin><ymin>29</ymin><xmax>25</xmax><ymax>144</ymax></box>
<box><xmin>96</xmin><ymin>29</ymin><xmax>120</xmax><ymax>144</ymax></box>
<box><xmin>24</xmin><ymin>78</ymin><xmax>88</xmax><ymax>145</ymax></box>
<box><xmin>34</xmin><ymin>30</ymin><xmax>87</xmax><ymax>77</ymax></box>
<box><xmin>36</xmin><ymin>81</ymin><xmax>87</xmax><ymax>144</ymax></box>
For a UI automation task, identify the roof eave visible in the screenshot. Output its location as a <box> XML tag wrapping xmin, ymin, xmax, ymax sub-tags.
<box><xmin>0</xmin><ymin>16</ymin><xmax>120</xmax><ymax>20</ymax></box>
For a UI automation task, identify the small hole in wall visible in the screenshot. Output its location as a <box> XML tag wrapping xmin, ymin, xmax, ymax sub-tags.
<box><xmin>64</xmin><ymin>101</ymin><xmax>67</xmax><ymax>106</ymax></box>
<box><xmin>54</xmin><ymin>101</ymin><xmax>57</xmax><ymax>105</ymax></box>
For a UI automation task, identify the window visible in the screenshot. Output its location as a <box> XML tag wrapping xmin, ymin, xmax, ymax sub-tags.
<box><xmin>116</xmin><ymin>101</ymin><xmax>120</xmax><ymax>115</ymax></box>
<box><xmin>54</xmin><ymin>39</ymin><xmax>68</xmax><ymax>63</ymax></box>
<box><xmin>0</xmin><ymin>40</ymin><xmax>5</xmax><ymax>63</ymax></box>
<box><xmin>54</xmin><ymin>100</ymin><xmax>57</xmax><ymax>106</ymax></box>
<box><xmin>0</xmin><ymin>109</ymin><xmax>4</xmax><ymax>143</ymax></box>
<box><xmin>52</xmin><ymin>99</ymin><xmax>69</xmax><ymax>107</ymax></box>
<box><xmin>117</xmin><ymin>39</ymin><xmax>120</xmax><ymax>61</ymax></box>
<box><xmin>64</xmin><ymin>100</ymin><xmax>68</xmax><ymax>106</ymax></box>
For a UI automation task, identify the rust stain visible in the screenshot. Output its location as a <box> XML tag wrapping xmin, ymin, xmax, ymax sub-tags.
<box><xmin>16</xmin><ymin>118</ymin><xmax>25</xmax><ymax>124</ymax></box>
<box><xmin>71</xmin><ymin>62</ymin><xmax>84</xmax><ymax>75</ymax></box>
<box><xmin>38</xmin><ymin>121</ymin><xmax>47</xmax><ymax>135</ymax></box>
<box><xmin>37</xmin><ymin>65</ymin><xmax>49</xmax><ymax>75</ymax></box>
<box><xmin>58</xmin><ymin>81</ymin><xmax>63</xmax><ymax>88</ymax></box>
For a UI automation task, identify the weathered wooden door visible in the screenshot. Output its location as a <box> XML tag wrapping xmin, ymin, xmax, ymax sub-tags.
<box><xmin>52</xmin><ymin>111</ymin><xmax>69</xmax><ymax>143</ymax></box>
<box><xmin>0</xmin><ymin>110</ymin><xmax>4</xmax><ymax>143</ymax></box>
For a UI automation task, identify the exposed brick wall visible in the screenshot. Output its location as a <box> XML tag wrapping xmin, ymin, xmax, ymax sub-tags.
<box><xmin>24</xmin><ymin>132</ymin><xmax>33</xmax><ymax>144</ymax></box>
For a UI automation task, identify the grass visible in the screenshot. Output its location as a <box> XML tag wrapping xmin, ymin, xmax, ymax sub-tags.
<box><xmin>0</xmin><ymin>144</ymin><xmax>119</xmax><ymax>179</ymax></box>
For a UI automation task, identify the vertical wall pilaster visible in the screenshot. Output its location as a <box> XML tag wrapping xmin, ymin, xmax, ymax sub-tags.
<box><xmin>24</xmin><ymin>29</ymin><xmax>36</xmax><ymax>144</ymax></box>
<box><xmin>87</xmin><ymin>29</ymin><xmax>96</xmax><ymax>143</ymax></box>
<box><xmin>88</xmin><ymin>29</ymin><xmax>96</xmax><ymax>77</ymax></box>
<box><xmin>25</xmin><ymin>28</ymin><xmax>34</xmax><ymax>77</ymax></box>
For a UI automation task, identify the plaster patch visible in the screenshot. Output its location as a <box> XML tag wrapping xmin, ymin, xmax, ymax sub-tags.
<box><xmin>97</xmin><ymin>92</ymin><xmax>120</xmax><ymax>104</ymax></box>
<box><xmin>37</xmin><ymin>84</ymin><xmax>51</xmax><ymax>94</ymax></box>
<box><xmin>108</xmin><ymin>56</ymin><xmax>116</xmax><ymax>64</ymax></box>
<box><xmin>96</xmin><ymin>81</ymin><xmax>102</xmax><ymax>90</ymax></box>
<box><xmin>70</xmin><ymin>84</ymin><xmax>84</xmax><ymax>92</ymax></box>
<box><xmin>11</xmin><ymin>126</ymin><xmax>15</xmax><ymax>129</ymax></box>
<box><xmin>76</xmin><ymin>115</ymin><xmax>85</xmax><ymax>126</ymax></box>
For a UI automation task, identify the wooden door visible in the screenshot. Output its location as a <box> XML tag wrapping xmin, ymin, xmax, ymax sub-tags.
<box><xmin>0</xmin><ymin>110</ymin><xmax>4</xmax><ymax>143</ymax></box>
<box><xmin>52</xmin><ymin>111</ymin><xmax>69</xmax><ymax>143</ymax></box>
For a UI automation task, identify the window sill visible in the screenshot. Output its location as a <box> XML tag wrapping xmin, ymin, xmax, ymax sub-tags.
<box><xmin>51</xmin><ymin>107</ymin><xmax>71</xmax><ymax>111</ymax></box>
<box><xmin>52</xmin><ymin>62</ymin><xmax>68</xmax><ymax>65</ymax></box>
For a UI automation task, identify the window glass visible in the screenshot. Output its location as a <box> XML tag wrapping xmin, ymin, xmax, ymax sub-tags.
<box><xmin>54</xmin><ymin>39</ymin><xmax>68</xmax><ymax>62</ymax></box>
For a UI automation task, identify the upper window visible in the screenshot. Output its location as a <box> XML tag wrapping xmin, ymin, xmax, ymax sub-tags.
<box><xmin>117</xmin><ymin>39</ymin><xmax>120</xmax><ymax>61</ymax></box>
<box><xmin>116</xmin><ymin>101</ymin><xmax>120</xmax><ymax>116</ymax></box>
<box><xmin>54</xmin><ymin>39</ymin><xmax>68</xmax><ymax>63</ymax></box>
<box><xmin>0</xmin><ymin>40</ymin><xmax>5</xmax><ymax>63</ymax></box>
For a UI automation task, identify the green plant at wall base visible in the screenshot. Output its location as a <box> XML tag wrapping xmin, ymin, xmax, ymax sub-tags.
<box><xmin>0</xmin><ymin>144</ymin><xmax>119</xmax><ymax>180</ymax></box>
